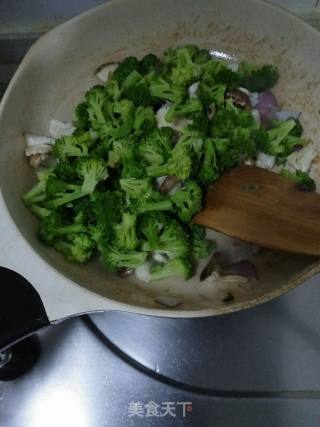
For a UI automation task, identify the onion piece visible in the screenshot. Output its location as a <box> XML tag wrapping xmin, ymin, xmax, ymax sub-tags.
<box><xmin>275</xmin><ymin>111</ymin><xmax>301</xmax><ymax>121</ymax></box>
<box><xmin>24</xmin><ymin>133</ymin><xmax>54</xmax><ymax>147</ymax></box>
<box><xmin>25</xmin><ymin>144</ymin><xmax>53</xmax><ymax>157</ymax></box>
<box><xmin>49</xmin><ymin>119</ymin><xmax>75</xmax><ymax>138</ymax></box>
<box><xmin>188</xmin><ymin>82</ymin><xmax>199</xmax><ymax>98</ymax></box>
<box><xmin>96</xmin><ymin>62</ymin><xmax>118</xmax><ymax>82</ymax></box>
<box><xmin>135</xmin><ymin>262</ymin><xmax>152</xmax><ymax>283</ymax></box>
<box><xmin>255</xmin><ymin>90</ymin><xmax>279</xmax><ymax>126</ymax></box>
<box><xmin>227</xmin><ymin>260</ymin><xmax>257</xmax><ymax>280</ymax></box>
<box><xmin>155</xmin><ymin>296</ymin><xmax>183</xmax><ymax>308</ymax></box>
<box><xmin>286</xmin><ymin>144</ymin><xmax>316</xmax><ymax>173</ymax></box>
<box><xmin>255</xmin><ymin>151</ymin><xmax>276</xmax><ymax>169</ymax></box>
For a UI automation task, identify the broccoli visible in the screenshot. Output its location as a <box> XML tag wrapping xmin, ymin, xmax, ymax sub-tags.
<box><xmin>86</xmin><ymin>85</ymin><xmax>134</xmax><ymax>139</ymax></box>
<box><xmin>53</xmin><ymin>133</ymin><xmax>91</xmax><ymax>160</ymax></box>
<box><xmin>139</xmin><ymin>53</ymin><xmax>164</xmax><ymax>75</ymax></box>
<box><xmin>138</xmin><ymin>127</ymin><xmax>174</xmax><ymax>166</ymax></box>
<box><xmin>189</xmin><ymin>224</ymin><xmax>215</xmax><ymax>260</ymax></box>
<box><xmin>22</xmin><ymin>169</ymin><xmax>55</xmax><ymax>206</ymax></box>
<box><xmin>73</xmin><ymin>101</ymin><xmax>90</xmax><ymax>132</ymax></box>
<box><xmin>113</xmin><ymin>212</ymin><xmax>139</xmax><ymax>251</ymax></box>
<box><xmin>120</xmin><ymin>178</ymin><xmax>173</xmax><ymax>213</ymax></box>
<box><xmin>39</xmin><ymin>211</ymin><xmax>87</xmax><ymax>244</ymax></box>
<box><xmin>111</xmin><ymin>56</ymin><xmax>140</xmax><ymax>85</ymax></box>
<box><xmin>147</xmin><ymin>72</ymin><xmax>186</xmax><ymax>103</ymax></box>
<box><xmin>102</xmin><ymin>245</ymin><xmax>147</xmax><ymax>270</ymax></box>
<box><xmin>197</xmin><ymin>81</ymin><xmax>226</xmax><ymax>108</ymax></box>
<box><xmin>101</xmin><ymin>99</ymin><xmax>135</xmax><ymax>139</ymax></box>
<box><xmin>133</xmin><ymin>106</ymin><xmax>157</xmax><ymax>136</ymax></box>
<box><xmin>202</xmin><ymin>59</ymin><xmax>239</xmax><ymax>89</ymax></box>
<box><xmin>139</xmin><ymin>211</ymin><xmax>169</xmax><ymax>248</ymax></box>
<box><xmin>142</xmin><ymin>220</ymin><xmax>190</xmax><ymax>259</ymax></box>
<box><xmin>108</xmin><ymin>139</ymin><xmax>143</xmax><ymax>179</ymax></box>
<box><xmin>281</xmin><ymin>169</ymin><xmax>316</xmax><ymax>192</ymax></box>
<box><xmin>258</xmin><ymin>119</ymin><xmax>305</xmax><ymax>158</ymax></box>
<box><xmin>54</xmin><ymin>233</ymin><xmax>95</xmax><ymax>263</ymax></box>
<box><xmin>170</xmin><ymin>180</ymin><xmax>202</xmax><ymax>222</ymax></box>
<box><xmin>238</xmin><ymin>61</ymin><xmax>279</xmax><ymax>92</ymax></box>
<box><xmin>146</xmin><ymin>142</ymin><xmax>193</xmax><ymax>180</ymax></box>
<box><xmin>149</xmin><ymin>257</ymin><xmax>193</xmax><ymax>281</ymax></box>
<box><xmin>169</xmin><ymin>46</ymin><xmax>203</xmax><ymax>86</ymax></box>
<box><xmin>54</xmin><ymin>160</ymin><xmax>79</xmax><ymax>182</ymax></box>
<box><xmin>187</xmin><ymin>111</ymin><xmax>209</xmax><ymax>136</ymax></box>
<box><xmin>29</xmin><ymin>204</ymin><xmax>51</xmax><ymax>219</ymax></box>
<box><xmin>46</xmin><ymin>158</ymin><xmax>108</xmax><ymax>208</ymax></box>
<box><xmin>124</xmin><ymin>81</ymin><xmax>153</xmax><ymax>107</ymax></box>
<box><xmin>164</xmin><ymin>98</ymin><xmax>203</xmax><ymax>123</ymax></box>
<box><xmin>104</xmin><ymin>79</ymin><xmax>121</xmax><ymax>101</ymax></box>
<box><xmin>197</xmin><ymin>138</ymin><xmax>219</xmax><ymax>184</ymax></box>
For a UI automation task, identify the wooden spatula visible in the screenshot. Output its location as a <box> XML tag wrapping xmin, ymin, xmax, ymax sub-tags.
<box><xmin>193</xmin><ymin>165</ymin><xmax>320</xmax><ymax>256</ymax></box>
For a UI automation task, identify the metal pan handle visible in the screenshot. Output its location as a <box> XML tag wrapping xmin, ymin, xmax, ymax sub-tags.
<box><xmin>0</xmin><ymin>266</ymin><xmax>49</xmax><ymax>351</ymax></box>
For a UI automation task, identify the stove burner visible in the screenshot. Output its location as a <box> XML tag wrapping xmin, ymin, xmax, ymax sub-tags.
<box><xmin>86</xmin><ymin>279</ymin><xmax>320</xmax><ymax>394</ymax></box>
<box><xmin>0</xmin><ymin>335</ymin><xmax>40</xmax><ymax>381</ymax></box>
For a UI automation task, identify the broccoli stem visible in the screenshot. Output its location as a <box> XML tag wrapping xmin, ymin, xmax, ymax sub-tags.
<box><xmin>139</xmin><ymin>200</ymin><xmax>173</xmax><ymax>213</ymax></box>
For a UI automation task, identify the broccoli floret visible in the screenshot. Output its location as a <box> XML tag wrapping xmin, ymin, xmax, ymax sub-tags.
<box><xmin>39</xmin><ymin>210</ymin><xmax>87</xmax><ymax>244</ymax></box>
<box><xmin>139</xmin><ymin>53</ymin><xmax>164</xmax><ymax>75</ymax></box>
<box><xmin>149</xmin><ymin>257</ymin><xmax>193</xmax><ymax>281</ymax></box>
<box><xmin>187</xmin><ymin>111</ymin><xmax>209</xmax><ymax>136</ymax></box>
<box><xmin>29</xmin><ymin>204</ymin><xmax>52</xmax><ymax>219</ymax></box>
<box><xmin>53</xmin><ymin>133</ymin><xmax>91</xmax><ymax>160</ymax></box>
<box><xmin>124</xmin><ymin>81</ymin><xmax>153</xmax><ymax>107</ymax></box>
<box><xmin>165</xmin><ymin>98</ymin><xmax>203</xmax><ymax>122</ymax></box>
<box><xmin>54</xmin><ymin>160</ymin><xmax>79</xmax><ymax>182</ymax></box>
<box><xmin>290</xmin><ymin>118</ymin><xmax>303</xmax><ymax>137</ymax></box>
<box><xmin>281</xmin><ymin>169</ymin><xmax>316</xmax><ymax>192</ymax></box>
<box><xmin>197</xmin><ymin>82</ymin><xmax>226</xmax><ymax>108</ymax></box>
<box><xmin>54</xmin><ymin>233</ymin><xmax>95</xmax><ymax>263</ymax></box>
<box><xmin>142</xmin><ymin>220</ymin><xmax>190</xmax><ymax>259</ymax></box>
<box><xmin>102</xmin><ymin>245</ymin><xmax>147</xmax><ymax>270</ymax></box>
<box><xmin>120</xmin><ymin>178</ymin><xmax>173</xmax><ymax>213</ymax></box>
<box><xmin>238</xmin><ymin>61</ymin><xmax>279</xmax><ymax>92</ymax></box>
<box><xmin>138</xmin><ymin>211</ymin><xmax>169</xmax><ymax>248</ymax></box>
<box><xmin>101</xmin><ymin>99</ymin><xmax>135</xmax><ymax>139</ymax></box>
<box><xmin>202</xmin><ymin>60</ymin><xmax>240</xmax><ymax>89</ymax></box>
<box><xmin>107</xmin><ymin>138</ymin><xmax>143</xmax><ymax>179</ymax></box>
<box><xmin>74</xmin><ymin>101</ymin><xmax>90</xmax><ymax>132</ymax></box>
<box><xmin>189</xmin><ymin>224</ymin><xmax>215</xmax><ymax>260</ymax></box>
<box><xmin>148</xmin><ymin>73</ymin><xmax>186</xmax><ymax>103</ymax></box>
<box><xmin>170</xmin><ymin>180</ymin><xmax>202</xmax><ymax>222</ymax></box>
<box><xmin>22</xmin><ymin>169</ymin><xmax>55</xmax><ymax>206</ymax></box>
<box><xmin>76</xmin><ymin>157</ymin><xmax>108</xmax><ymax>194</ymax></box>
<box><xmin>146</xmin><ymin>142</ymin><xmax>193</xmax><ymax>180</ymax></box>
<box><xmin>197</xmin><ymin>138</ymin><xmax>219</xmax><ymax>184</ymax></box>
<box><xmin>104</xmin><ymin>79</ymin><xmax>121</xmax><ymax>101</ymax></box>
<box><xmin>260</xmin><ymin>119</ymin><xmax>304</xmax><ymax>157</ymax></box>
<box><xmin>138</xmin><ymin>127</ymin><xmax>174</xmax><ymax>166</ymax></box>
<box><xmin>169</xmin><ymin>46</ymin><xmax>203</xmax><ymax>86</ymax></box>
<box><xmin>113</xmin><ymin>212</ymin><xmax>138</xmax><ymax>251</ymax></box>
<box><xmin>47</xmin><ymin>158</ymin><xmax>108</xmax><ymax>208</ymax></box>
<box><xmin>90</xmin><ymin>190</ymin><xmax>123</xmax><ymax>227</ymax></box>
<box><xmin>119</xmin><ymin>177</ymin><xmax>154</xmax><ymax>199</ymax></box>
<box><xmin>133</xmin><ymin>106</ymin><xmax>157</xmax><ymax>136</ymax></box>
<box><xmin>111</xmin><ymin>56</ymin><xmax>140</xmax><ymax>85</ymax></box>
<box><xmin>86</xmin><ymin>84</ymin><xmax>134</xmax><ymax>139</ymax></box>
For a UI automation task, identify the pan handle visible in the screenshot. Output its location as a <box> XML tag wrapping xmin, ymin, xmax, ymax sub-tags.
<box><xmin>0</xmin><ymin>266</ymin><xmax>49</xmax><ymax>351</ymax></box>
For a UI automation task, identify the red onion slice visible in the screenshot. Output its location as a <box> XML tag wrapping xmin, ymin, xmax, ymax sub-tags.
<box><xmin>255</xmin><ymin>90</ymin><xmax>279</xmax><ymax>127</ymax></box>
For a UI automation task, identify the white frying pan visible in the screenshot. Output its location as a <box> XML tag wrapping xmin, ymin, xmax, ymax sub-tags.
<box><xmin>1</xmin><ymin>0</ymin><xmax>320</xmax><ymax>350</ymax></box>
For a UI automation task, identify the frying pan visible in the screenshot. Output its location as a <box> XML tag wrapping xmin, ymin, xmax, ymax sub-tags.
<box><xmin>1</xmin><ymin>0</ymin><xmax>320</xmax><ymax>351</ymax></box>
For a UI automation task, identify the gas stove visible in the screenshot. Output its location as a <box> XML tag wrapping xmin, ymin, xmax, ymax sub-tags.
<box><xmin>1</xmin><ymin>279</ymin><xmax>320</xmax><ymax>427</ymax></box>
<box><xmin>1</xmin><ymin>2</ymin><xmax>320</xmax><ymax>426</ymax></box>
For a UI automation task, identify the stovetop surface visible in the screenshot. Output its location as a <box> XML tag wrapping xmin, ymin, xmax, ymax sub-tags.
<box><xmin>1</xmin><ymin>277</ymin><xmax>320</xmax><ymax>427</ymax></box>
<box><xmin>2</xmin><ymin>1</ymin><xmax>320</xmax><ymax>426</ymax></box>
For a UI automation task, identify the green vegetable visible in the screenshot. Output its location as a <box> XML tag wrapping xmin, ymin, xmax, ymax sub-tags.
<box><xmin>281</xmin><ymin>169</ymin><xmax>316</xmax><ymax>192</ymax></box>
<box><xmin>23</xmin><ymin>44</ymin><xmax>313</xmax><ymax>282</ymax></box>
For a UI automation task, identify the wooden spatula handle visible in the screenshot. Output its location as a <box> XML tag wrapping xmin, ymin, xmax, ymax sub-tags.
<box><xmin>193</xmin><ymin>166</ymin><xmax>320</xmax><ymax>256</ymax></box>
